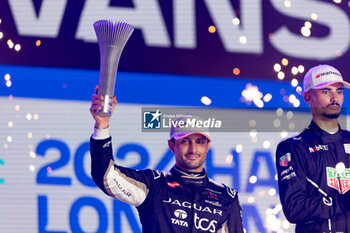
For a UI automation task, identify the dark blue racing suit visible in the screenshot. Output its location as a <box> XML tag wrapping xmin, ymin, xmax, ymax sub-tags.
<box><xmin>276</xmin><ymin>121</ymin><xmax>350</xmax><ymax>233</ymax></box>
<box><xmin>90</xmin><ymin>136</ymin><xmax>244</xmax><ymax>233</ymax></box>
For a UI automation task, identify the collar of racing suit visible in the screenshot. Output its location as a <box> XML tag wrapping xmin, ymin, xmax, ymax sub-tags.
<box><xmin>170</xmin><ymin>165</ymin><xmax>208</xmax><ymax>187</ymax></box>
<box><xmin>308</xmin><ymin>120</ymin><xmax>343</xmax><ymax>144</ymax></box>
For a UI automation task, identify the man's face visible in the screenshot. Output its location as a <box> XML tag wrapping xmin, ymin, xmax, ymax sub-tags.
<box><xmin>168</xmin><ymin>134</ymin><xmax>210</xmax><ymax>173</ymax></box>
<box><xmin>304</xmin><ymin>83</ymin><xmax>344</xmax><ymax>119</ymax></box>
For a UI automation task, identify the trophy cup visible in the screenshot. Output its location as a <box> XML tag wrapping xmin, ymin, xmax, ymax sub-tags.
<box><xmin>93</xmin><ymin>20</ymin><xmax>134</xmax><ymax>116</ymax></box>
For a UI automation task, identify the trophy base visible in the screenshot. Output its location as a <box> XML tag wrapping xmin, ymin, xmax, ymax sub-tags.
<box><xmin>95</xmin><ymin>95</ymin><xmax>113</xmax><ymax>117</ymax></box>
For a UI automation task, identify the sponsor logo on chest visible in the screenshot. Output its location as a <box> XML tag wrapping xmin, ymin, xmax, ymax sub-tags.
<box><xmin>167</xmin><ymin>181</ymin><xmax>183</xmax><ymax>188</ymax></box>
<box><xmin>309</xmin><ymin>144</ymin><xmax>328</xmax><ymax>153</ymax></box>
<box><xmin>326</xmin><ymin>167</ymin><xmax>350</xmax><ymax>194</ymax></box>
<box><xmin>163</xmin><ymin>197</ymin><xmax>223</xmax><ymax>216</ymax></box>
<box><xmin>171</xmin><ymin>209</ymin><xmax>189</xmax><ymax>227</ymax></box>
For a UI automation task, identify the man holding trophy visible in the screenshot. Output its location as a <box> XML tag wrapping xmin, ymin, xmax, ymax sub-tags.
<box><xmin>89</xmin><ymin>20</ymin><xmax>244</xmax><ymax>232</ymax></box>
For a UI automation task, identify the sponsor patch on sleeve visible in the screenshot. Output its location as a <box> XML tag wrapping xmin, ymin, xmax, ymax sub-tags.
<box><xmin>279</xmin><ymin>152</ymin><xmax>291</xmax><ymax>167</ymax></box>
<box><xmin>280</xmin><ymin>166</ymin><xmax>296</xmax><ymax>181</ymax></box>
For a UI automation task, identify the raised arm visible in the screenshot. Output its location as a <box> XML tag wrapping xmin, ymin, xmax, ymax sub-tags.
<box><xmin>89</xmin><ymin>86</ymin><xmax>154</xmax><ymax>207</ymax></box>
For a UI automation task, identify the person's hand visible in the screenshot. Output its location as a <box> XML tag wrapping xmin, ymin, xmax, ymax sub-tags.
<box><xmin>89</xmin><ymin>85</ymin><xmax>118</xmax><ymax>129</ymax></box>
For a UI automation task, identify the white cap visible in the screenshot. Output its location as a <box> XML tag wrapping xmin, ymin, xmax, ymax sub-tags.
<box><xmin>169</xmin><ymin>115</ymin><xmax>211</xmax><ymax>141</ymax></box>
<box><xmin>302</xmin><ymin>64</ymin><xmax>350</xmax><ymax>94</ymax></box>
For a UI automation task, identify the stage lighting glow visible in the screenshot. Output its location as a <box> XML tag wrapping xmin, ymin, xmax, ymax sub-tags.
<box><xmin>276</xmin><ymin>108</ymin><xmax>283</xmax><ymax>117</ymax></box>
<box><xmin>263</xmin><ymin>93</ymin><xmax>272</xmax><ymax>102</ymax></box>
<box><xmin>8</xmin><ymin>95</ymin><xmax>13</xmax><ymax>100</ymax></box>
<box><xmin>293</xmin><ymin>99</ymin><xmax>300</xmax><ymax>107</ymax></box>
<box><xmin>8</xmin><ymin>121</ymin><xmax>13</xmax><ymax>128</ymax></box>
<box><xmin>265</xmin><ymin>208</ymin><xmax>273</xmax><ymax>215</ymax></box>
<box><xmin>248</xmin><ymin>196</ymin><xmax>255</xmax><ymax>203</ymax></box>
<box><xmin>242</xmin><ymin>83</ymin><xmax>263</xmax><ymax>102</ymax></box>
<box><xmin>29</xmin><ymin>151</ymin><xmax>36</xmax><ymax>158</ymax></box>
<box><xmin>277</xmin><ymin>71</ymin><xmax>285</xmax><ymax>80</ymax></box>
<box><xmin>249</xmin><ymin>129</ymin><xmax>258</xmax><ymax>138</ymax></box>
<box><xmin>14</xmin><ymin>44</ymin><xmax>21</xmax><ymax>51</ymax></box>
<box><xmin>291</xmin><ymin>78</ymin><xmax>298</xmax><ymax>87</ymax></box>
<box><xmin>258</xmin><ymin>190</ymin><xmax>265</xmax><ymax>197</ymax></box>
<box><xmin>269</xmin><ymin>188</ymin><xmax>277</xmax><ymax>196</ymax></box>
<box><xmin>208</xmin><ymin>26</ymin><xmax>216</xmax><ymax>33</ymax></box>
<box><xmin>273</xmin><ymin>119</ymin><xmax>281</xmax><ymax>128</ymax></box>
<box><xmin>33</xmin><ymin>114</ymin><xmax>39</xmax><ymax>120</ymax></box>
<box><xmin>288</xmin><ymin>94</ymin><xmax>296</xmax><ymax>103</ymax></box>
<box><xmin>27</xmin><ymin>132</ymin><xmax>33</xmax><ymax>139</ymax></box>
<box><xmin>274</xmin><ymin>63</ymin><xmax>281</xmax><ymax>72</ymax></box>
<box><xmin>15</xmin><ymin>105</ymin><xmax>20</xmax><ymax>111</ymax></box>
<box><xmin>282</xmin><ymin>220</ymin><xmax>290</xmax><ymax>229</ymax></box>
<box><xmin>26</xmin><ymin>113</ymin><xmax>32</xmax><ymax>120</ymax></box>
<box><xmin>6</xmin><ymin>80</ymin><xmax>12</xmax><ymax>87</ymax></box>
<box><xmin>36</xmin><ymin>40</ymin><xmax>41</xmax><ymax>46</ymax></box>
<box><xmin>291</xmin><ymin>66</ymin><xmax>298</xmax><ymax>75</ymax></box>
<box><xmin>7</xmin><ymin>39</ymin><xmax>14</xmax><ymax>49</ymax></box>
<box><xmin>233</xmin><ymin>67</ymin><xmax>240</xmax><ymax>75</ymax></box>
<box><xmin>232</xmin><ymin>18</ymin><xmax>240</xmax><ymax>26</ymax></box>
<box><xmin>251</xmin><ymin>136</ymin><xmax>258</xmax><ymax>143</ymax></box>
<box><xmin>298</xmin><ymin>65</ymin><xmax>305</xmax><ymax>73</ymax></box>
<box><xmin>249</xmin><ymin>119</ymin><xmax>256</xmax><ymax>127</ymax></box>
<box><xmin>29</xmin><ymin>165</ymin><xmax>35</xmax><ymax>172</ymax></box>
<box><xmin>311</xmin><ymin>13</ymin><xmax>318</xmax><ymax>20</ymax></box>
<box><xmin>281</xmin><ymin>58</ymin><xmax>288</xmax><ymax>66</ymax></box>
<box><xmin>284</xmin><ymin>0</ymin><xmax>291</xmax><ymax>7</ymax></box>
<box><xmin>266</xmin><ymin>215</ymin><xmax>281</xmax><ymax>232</ymax></box>
<box><xmin>334</xmin><ymin>0</ymin><xmax>342</xmax><ymax>3</ymax></box>
<box><xmin>273</xmin><ymin>204</ymin><xmax>282</xmax><ymax>214</ymax></box>
<box><xmin>263</xmin><ymin>140</ymin><xmax>271</xmax><ymax>149</ymax></box>
<box><xmin>304</xmin><ymin>21</ymin><xmax>312</xmax><ymax>29</ymax></box>
<box><xmin>296</xmin><ymin>86</ymin><xmax>302</xmax><ymax>94</ymax></box>
<box><xmin>301</xmin><ymin>26</ymin><xmax>311</xmax><ymax>37</ymax></box>
<box><xmin>4</xmin><ymin>74</ymin><xmax>10</xmax><ymax>81</ymax></box>
<box><xmin>253</xmin><ymin>98</ymin><xmax>264</xmax><ymax>108</ymax></box>
<box><xmin>280</xmin><ymin>130</ymin><xmax>288</xmax><ymax>138</ymax></box>
<box><xmin>236</xmin><ymin>144</ymin><xmax>243</xmax><ymax>153</ymax></box>
<box><xmin>239</xmin><ymin>36</ymin><xmax>247</xmax><ymax>44</ymax></box>
<box><xmin>0</xmin><ymin>32</ymin><xmax>3</xmax><ymax>39</ymax></box>
<box><xmin>249</xmin><ymin>176</ymin><xmax>257</xmax><ymax>184</ymax></box>
<box><xmin>336</xmin><ymin>50</ymin><xmax>342</xmax><ymax>57</ymax></box>
<box><xmin>225</xmin><ymin>154</ymin><xmax>233</xmax><ymax>163</ymax></box>
<box><xmin>289</xmin><ymin>122</ymin><xmax>295</xmax><ymax>130</ymax></box>
<box><xmin>4</xmin><ymin>144</ymin><xmax>8</xmax><ymax>149</ymax></box>
<box><xmin>7</xmin><ymin>136</ymin><xmax>12</xmax><ymax>143</ymax></box>
<box><xmin>200</xmin><ymin>96</ymin><xmax>212</xmax><ymax>105</ymax></box>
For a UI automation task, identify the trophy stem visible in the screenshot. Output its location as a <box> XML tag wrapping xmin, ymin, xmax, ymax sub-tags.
<box><xmin>95</xmin><ymin>95</ymin><xmax>113</xmax><ymax>116</ymax></box>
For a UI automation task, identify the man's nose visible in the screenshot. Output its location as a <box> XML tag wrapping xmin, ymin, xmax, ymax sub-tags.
<box><xmin>330</xmin><ymin>92</ymin><xmax>337</xmax><ymax>102</ymax></box>
<box><xmin>187</xmin><ymin>141</ymin><xmax>197</xmax><ymax>153</ymax></box>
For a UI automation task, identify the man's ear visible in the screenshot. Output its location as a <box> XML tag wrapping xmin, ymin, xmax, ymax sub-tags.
<box><xmin>303</xmin><ymin>92</ymin><xmax>311</xmax><ymax>103</ymax></box>
<box><xmin>168</xmin><ymin>140</ymin><xmax>175</xmax><ymax>153</ymax></box>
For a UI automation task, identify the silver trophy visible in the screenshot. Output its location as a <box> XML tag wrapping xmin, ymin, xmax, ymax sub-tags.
<box><xmin>93</xmin><ymin>20</ymin><xmax>134</xmax><ymax>116</ymax></box>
